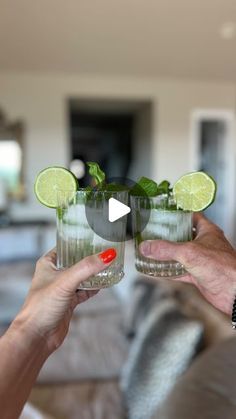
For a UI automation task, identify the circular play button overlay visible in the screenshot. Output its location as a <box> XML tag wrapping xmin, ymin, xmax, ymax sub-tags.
<box><xmin>85</xmin><ymin>177</ymin><xmax>151</xmax><ymax>242</ymax></box>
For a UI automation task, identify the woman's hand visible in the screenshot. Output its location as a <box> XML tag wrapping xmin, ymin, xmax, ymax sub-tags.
<box><xmin>0</xmin><ymin>248</ymin><xmax>116</xmax><ymax>418</ymax></box>
<box><xmin>12</xmin><ymin>248</ymin><xmax>116</xmax><ymax>354</ymax></box>
<box><xmin>139</xmin><ymin>213</ymin><xmax>236</xmax><ymax>316</ymax></box>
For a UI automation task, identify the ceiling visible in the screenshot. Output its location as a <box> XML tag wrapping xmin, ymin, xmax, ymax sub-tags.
<box><xmin>1</xmin><ymin>0</ymin><xmax>236</xmax><ymax>81</ymax></box>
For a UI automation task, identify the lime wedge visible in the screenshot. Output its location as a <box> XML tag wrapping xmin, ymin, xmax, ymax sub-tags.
<box><xmin>34</xmin><ymin>167</ymin><xmax>78</xmax><ymax>208</ymax></box>
<box><xmin>173</xmin><ymin>172</ymin><xmax>216</xmax><ymax>211</ymax></box>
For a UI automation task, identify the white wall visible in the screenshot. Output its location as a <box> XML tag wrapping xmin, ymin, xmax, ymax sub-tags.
<box><xmin>0</xmin><ymin>72</ymin><xmax>235</xmax><ymax>221</ymax></box>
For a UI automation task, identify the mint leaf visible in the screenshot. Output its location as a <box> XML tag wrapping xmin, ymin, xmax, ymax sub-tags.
<box><xmin>84</xmin><ymin>185</ymin><xmax>93</xmax><ymax>192</ymax></box>
<box><xmin>156</xmin><ymin>180</ymin><xmax>171</xmax><ymax>195</ymax></box>
<box><xmin>106</xmin><ymin>183</ymin><xmax>129</xmax><ymax>192</ymax></box>
<box><xmin>130</xmin><ymin>176</ymin><xmax>159</xmax><ymax>197</ymax></box>
<box><xmin>87</xmin><ymin>162</ymin><xmax>105</xmax><ymax>185</ymax></box>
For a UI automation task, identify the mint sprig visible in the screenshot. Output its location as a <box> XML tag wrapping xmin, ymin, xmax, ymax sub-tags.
<box><xmin>105</xmin><ymin>183</ymin><xmax>129</xmax><ymax>191</ymax></box>
<box><xmin>86</xmin><ymin>163</ymin><xmax>172</xmax><ymax>198</ymax></box>
<box><xmin>86</xmin><ymin>162</ymin><xmax>128</xmax><ymax>192</ymax></box>
<box><xmin>130</xmin><ymin>177</ymin><xmax>158</xmax><ymax>197</ymax></box>
<box><xmin>87</xmin><ymin>162</ymin><xmax>106</xmax><ymax>186</ymax></box>
<box><xmin>156</xmin><ymin>180</ymin><xmax>171</xmax><ymax>195</ymax></box>
<box><xmin>130</xmin><ymin>177</ymin><xmax>172</xmax><ymax>197</ymax></box>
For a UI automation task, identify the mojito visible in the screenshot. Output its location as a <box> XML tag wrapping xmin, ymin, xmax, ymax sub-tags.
<box><xmin>131</xmin><ymin>194</ymin><xmax>193</xmax><ymax>277</ymax></box>
<box><xmin>57</xmin><ymin>190</ymin><xmax>127</xmax><ymax>289</ymax></box>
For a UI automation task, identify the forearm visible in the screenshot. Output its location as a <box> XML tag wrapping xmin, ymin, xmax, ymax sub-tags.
<box><xmin>0</xmin><ymin>316</ymin><xmax>50</xmax><ymax>419</ymax></box>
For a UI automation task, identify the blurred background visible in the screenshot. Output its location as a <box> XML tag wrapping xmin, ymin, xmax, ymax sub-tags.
<box><xmin>0</xmin><ymin>1</ymin><xmax>236</xmax><ymax>418</ymax></box>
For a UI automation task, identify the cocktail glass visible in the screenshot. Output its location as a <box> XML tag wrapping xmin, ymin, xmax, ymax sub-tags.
<box><xmin>57</xmin><ymin>189</ymin><xmax>128</xmax><ymax>289</ymax></box>
<box><xmin>131</xmin><ymin>194</ymin><xmax>192</xmax><ymax>277</ymax></box>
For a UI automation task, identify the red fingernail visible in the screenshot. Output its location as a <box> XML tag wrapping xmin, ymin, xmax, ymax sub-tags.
<box><xmin>99</xmin><ymin>248</ymin><xmax>117</xmax><ymax>264</ymax></box>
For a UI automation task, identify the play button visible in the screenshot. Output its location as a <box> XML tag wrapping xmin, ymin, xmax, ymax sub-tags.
<box><xmin>108</xmin><ymin>198</ymin><xmax>131</xmax><ymax>222</ymax></box>
<box><xmin>84</xmin><ymin>176</ymin><xmax>150</xmax><ymax>242</ymax></box>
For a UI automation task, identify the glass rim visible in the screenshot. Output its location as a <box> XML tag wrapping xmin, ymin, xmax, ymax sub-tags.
<box><xmin>57</xmin><ymin>188</ymin><xmax>129</xmax><ymax>194</ymax></box>
<box><xmin>130</xmin><ymin>192</ymin><xmax>169</xmax><ymax>199</ymax></box>
<box><xmin>130</xmin><ymin>193</ymin><xmax>193</xmax><ymax>213</ymax></box>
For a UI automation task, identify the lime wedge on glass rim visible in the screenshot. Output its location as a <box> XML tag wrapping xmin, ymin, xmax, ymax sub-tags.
<box><xmin>34</xmin><ymin>167</ymin><xmax>78</xmax><ymax>208</ymax></box>
<box><xmin>173</xmin><ymin>171</ymin><xmax>216</xmax><ymax>211</ymax></box>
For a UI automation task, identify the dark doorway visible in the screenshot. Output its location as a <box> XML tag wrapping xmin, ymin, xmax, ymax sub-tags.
<box><xmin>67</xmin><ymin>99</ymin><xmax>152</xmax><ymax>186</ymax></box>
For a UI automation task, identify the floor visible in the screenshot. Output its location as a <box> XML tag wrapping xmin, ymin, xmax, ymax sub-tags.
<box><xmin>29</xmin><ymin>381</ymin><xmax>125</xmax><ymax>419</ymax></box>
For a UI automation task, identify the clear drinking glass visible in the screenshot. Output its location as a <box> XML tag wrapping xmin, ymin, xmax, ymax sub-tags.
<box><xmin>57</xmin><ymin>190</ymin><xmax>128</xmax><ymax>289</ymax></box>
<box><xmin>131</xmin><ymin>194</ymin><xmax>193</xmax><ymax>277</ymax></box>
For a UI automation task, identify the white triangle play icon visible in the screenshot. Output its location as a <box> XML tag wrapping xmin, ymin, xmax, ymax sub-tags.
<box><xmin>108</xmin><ymin>197</ymin><xmax>131</xmax><ymax>223</ymax></box>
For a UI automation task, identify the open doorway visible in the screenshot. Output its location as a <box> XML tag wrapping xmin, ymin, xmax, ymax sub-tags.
<box><xmin>67</xmin><ymin>98</ymin><xmax>153</xmax><ymax>186</ymax></box>
<box><xmin>191</xmin><ymin>110</ymin><xmax>235</xmax><ymax>242</ymax></box>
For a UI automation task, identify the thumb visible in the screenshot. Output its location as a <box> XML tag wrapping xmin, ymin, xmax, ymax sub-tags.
<box><xmin>139</xmin><ymin>239</ymin><xmax>188</xmax><ymax>265</ymax></box>
<box><xmin>58</xmin><ymin>248</ymin><xmax>117</xmax><ymax>293</ymax></box>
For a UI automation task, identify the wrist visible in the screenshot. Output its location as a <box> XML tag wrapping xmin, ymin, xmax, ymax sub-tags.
<box><xmin>0</xmin><ymin>311</ymin><xmax>51</xmax><ymax>418</ymax></box>
<box><xmin>223</xmin><ymin>269</ymin><xmax>236</xmax><ymax>317</ymax></box>
<box><xmin>6</xmin><ymin>312</ymin><xmax>51</xmax><ymax>361</ymax></box>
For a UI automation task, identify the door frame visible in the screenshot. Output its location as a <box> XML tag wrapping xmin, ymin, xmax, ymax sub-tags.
<box><xmin>190</xmin><ymin>109</ymin><xmax>235</xmax><ymax>242</ymax></box>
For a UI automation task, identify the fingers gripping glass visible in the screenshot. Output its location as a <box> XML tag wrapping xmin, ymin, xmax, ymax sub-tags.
<box><xmin>131</xmin><ymin>194</ymin><xmax>193</xmax><ymax>278</ymax></box>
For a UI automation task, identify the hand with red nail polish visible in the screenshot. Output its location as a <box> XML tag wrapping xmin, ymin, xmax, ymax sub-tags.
<box><xmin>13</xmin><ymin>247</ymin><xmax>117</xmax><ymax>354</ymax></box>
<box><xmin>0</xmin><ymin>247</ymin><xmax>117</xmax><ymax>418</ymax></box>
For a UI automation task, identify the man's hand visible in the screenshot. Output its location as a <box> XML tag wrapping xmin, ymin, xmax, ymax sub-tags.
<box><xmin>139</xmin><ymin>213</ymin><xmax>236</xmax><ymax>316</ymax></box>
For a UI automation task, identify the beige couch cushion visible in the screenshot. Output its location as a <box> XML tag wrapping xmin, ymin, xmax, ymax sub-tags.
<box><xmin>154</xmin><ymin>337</ymin><xmax>236</xmax><ymax>419</ymax></box>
